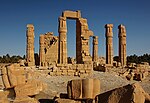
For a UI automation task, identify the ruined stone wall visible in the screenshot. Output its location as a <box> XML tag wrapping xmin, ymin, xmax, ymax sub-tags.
<box><xmin>39</xmin><ymin>32</ymin><xmax>59</xmax><ymax>66</ymax></box>
<box><xmin>48</xmin><ymin>64</ymin><xmax>93</xmax><ymax>77</ymax></box>
<box><xmin>76</xmin><ymin>18</ymin><xmax>93</xmax><ymax>64</ymax></box>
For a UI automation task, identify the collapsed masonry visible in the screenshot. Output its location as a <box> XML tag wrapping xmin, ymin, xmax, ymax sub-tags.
<box><xmin>54</xmin><ymin>79</ymin><xmax>150</xmax><ymax>103</ymax></box>
<box><xmin>0</xmin><ymin>64</ymin><xmax>47</xmax><ymax>103</ymax></box>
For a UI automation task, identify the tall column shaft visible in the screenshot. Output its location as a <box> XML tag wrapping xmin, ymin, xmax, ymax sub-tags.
<box><xmin>39</xmin><ymin>35</ymin><xmax>45</xmax><ymax>66</ymax></box>
<box><xmin>58</xmin><ymin>17</ymin><xmax>67</xmax><ymax>64</ymax></box>
<box><xmin>105</xmin><ymin>24</ymin><xmax>113</xmax><ymax>65</ymax></box>
<box><xmin>26</xmin><ymin>24</ymin><xmax>35</xmax><ymax>66</ymax></box>
<box><xmin>118</xmin><ymin>24</ymin><xmax>127</xmax><ymax>66</ymax></box>
<box><xmin>92</xmin><ymin>36</ymin><xmax>98</xmax><ymax>62</ymax></box>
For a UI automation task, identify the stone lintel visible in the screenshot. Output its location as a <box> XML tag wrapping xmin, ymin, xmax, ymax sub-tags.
<box><xmin>62</xmin><ymin>10</ymin><xmax>81</xmax><ymax>19</ymax></box>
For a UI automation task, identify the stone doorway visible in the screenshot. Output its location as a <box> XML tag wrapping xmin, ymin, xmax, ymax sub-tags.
<box><xmin>58</xmin><ymin>10</ymin><xmax>93</xmax><ymax>64</ymax></box>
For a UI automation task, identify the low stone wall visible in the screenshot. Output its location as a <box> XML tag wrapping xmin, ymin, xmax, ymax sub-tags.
<box><xmin>39</xmin><ymin>64</ymin><xmax>93</xmax><ymax>77</ymax></box>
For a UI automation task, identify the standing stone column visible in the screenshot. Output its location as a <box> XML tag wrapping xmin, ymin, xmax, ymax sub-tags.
<box><xmin>39</xmin><ymin>35</ymin><xmax>45</xmax><ymax>66</ymax></box>
<box><xmin>58</xmin><ymin>17</ymin><xmax>67</xmax><ymax>64</ymax></box>
<box><xmin>118</xmin><ymin>24</ymin><xmax>127</xmax><ymax>67</ymax></box>
<box><xmin>92</xmin><ymin>36</ymin><xmax>98</xmax><ymax>62</ymax></box>
<box><xmin>105</xmin><ymin>24</ymin><xmax>113</xmax><ymax>65</ymax></box>
<box><xmin>26</xmin><ymin>24</ymin><xmax>35</xmax><ymax>66</ymax></box>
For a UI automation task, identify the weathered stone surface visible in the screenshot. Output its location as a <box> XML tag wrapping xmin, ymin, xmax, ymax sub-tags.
<box><xmin>82</xmin><ymin>79</ymin><xmax>93</xmax><ymax>99</ymax></box>
<box><xmin>93</xmin><ymin>79</ymin><xmax>100</xmax><ymax>98</ymax></box>
<box><xmin>39</xmin><ymin>32</ymin><xmax>59</xmax><ymax>66</ymax></box>
<box><xmin>26</xmin><ymin>24</ymin><xmax>35</xmax><ymax>66</ymax></box>
<box><xmin>105</xmin><ymin>24</ymin><xmax>113</xmax><ymax>66</ymax></box>
<box><xmin>1</xmin><ymin>64</ymin><xmax>47</xmax><ymax>102</ymax></box>
<box><xmin>62</xmin><ymin>10</ymin><xmax>81</xmax><ymax>19</ymax></box>
<box><xmin>92</xmin><ymin>36</ymin><xmax>98</xmax><ymax>62</ymax></box>
<box><xmin>58</xmin><ymin>16</ymin><xmax>67</xmax><ymax>64</ymax></box>
<box><xmin>7</xmin><ymin>64</ymin><xmax>26</xmax><ymax>87</ymax></box>
<box><xmin>14</xmin><ymin>97</ymin><xmax>38</xmax><ymax>103</ymax></box>
<box><xmin>55</xmin><ymin>98</ymin><xmax>81</xmax><ymax>103</ymax></box>
<box><xmin>95</xmin><ymin>83</ymin><xmax>150</xmax><ymax>103</ymax></box>
<box><xmin>67</xmin><ymin>79</ymin><xmax>82</xmax><ymax>99</ymax></box>
<box><xmin>1</xmin><ymin>67</ymin><xmax>11</xmax><ymax>89</ymax></box>
<box><xmin>57</xmin><ymin>10</ymin><xmax>93</xmax><ymax>64</ymax></box>
<box><xmin>14</xmin><ymin>79</ymin><xmax>47</xmax><ymax>102</ymax></box>
<box><xmin>67</xmin><ymin>79</ymin><xmax>100</xmax><ymax>99</ymax></box>
<box><xmin>118</xmin><ymin>24</ymin><xmax>127</xmax><ymax>67</ymax></box>
<box><xmin>0</xmin><ymin>91</ymin><xmax>9</xmax><ymax>103</ymax></box>
<box><xmin>14</xmin><ymin>80</ymin><xmax>45</xmax><ymax>97</ymax></box>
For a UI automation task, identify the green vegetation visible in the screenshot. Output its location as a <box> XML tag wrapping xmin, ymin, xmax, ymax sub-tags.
<box><xmin>114</xmin><ymin>53</ymin><xmax>150</xmax><ymax>64</ymax></box>
<box><xmin>0</xmin><ymin>54</ymin><xmax>25</xmax><ymax>63</ymax></box>
<box><xmin>127</xmin><ymin>54</ymin><xmax>150</xmax><ymax>64</ymax></box>
<box><xmin>1</xmin><ymin>53</ymin><xmax>150</xmax><ymax>64</ymax></box>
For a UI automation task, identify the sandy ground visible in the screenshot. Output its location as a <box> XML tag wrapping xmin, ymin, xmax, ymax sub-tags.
<box><xmin>0</xmin><ymin>64</ymin><xmax>149</xmax><ymax>100</ymax></box>
<box><xmin>33</xmin><ymin>70</ymin><xmax>150</xmax><ymax>99</ymax></box>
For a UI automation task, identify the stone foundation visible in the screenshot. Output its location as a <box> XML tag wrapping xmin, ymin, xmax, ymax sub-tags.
<box><xmin>39</xmin><ymin>63</ymin><xmax>93</xmax><ymax>77</ymax></box>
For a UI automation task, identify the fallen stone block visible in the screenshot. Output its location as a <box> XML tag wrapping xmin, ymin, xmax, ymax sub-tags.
<box><xmin>14</xmin><ymin>80</ymin><xmax>47</xmax><ymax>101</ymax></box>
<box><xmin>55</xmin><ymin>98</ymin><xmax>81</xmax><ymax>103</ymax></box>
<box><xmin>67</xmin><ymin>79</ymin><xmax>100</xmax><ymax>99</ymax></box>
<box><xmin>0</xmin><ymin>91</ymin><xmax>9</xmax><ymax>103</ymax></box>
<box><xmin>67</xmin><ymin>79</ymin><xmax>82</xmax><ymax>99</ymax></box>
<box><xmin>95</xmin><ymin>83</ymin><xmax>150</xmax><ymax>103</ymax></box>
<box><xmin>13</xmin><ymin>97</ymin><xmax>38</xmax><ymax>103</ymax></box>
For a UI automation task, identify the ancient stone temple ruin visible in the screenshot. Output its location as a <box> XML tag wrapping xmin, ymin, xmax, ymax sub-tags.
<box><xmin>25</xmin><ymin>10</ymin><xmax>128</xmax><ymax>74</ymax></box>
<box><xmin>38</xmin><ymin>11</ymin><xmax>93</xmax><ymax>66</ymax></box>
<box><xmin>26</xmin><ymin>10</ymin><xmax>95</xmax><ymax>76</ymax></box>
<box><xmin>1</xmin><ymin>10</ymin><xmax>150</xmax><ymax>103</ymax></box>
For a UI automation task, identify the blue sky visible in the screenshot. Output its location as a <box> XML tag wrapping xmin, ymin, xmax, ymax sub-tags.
<box><xmin>0</xmin><ymin>0</ymin><xmax>150</xmax><ymax>57</ymax></box>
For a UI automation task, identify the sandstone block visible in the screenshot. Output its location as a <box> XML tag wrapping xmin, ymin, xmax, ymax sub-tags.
<box><xmin>96</xmin><ymin>83</ymin><xmax>149</xmax><ymax>103</ymax></box>
<box><xmin>56</xmin><ymin>71</ymin><xmax>62</xmax><ymax>76</ymax></box>
<box><xmin>67</xmin><ymin>70</ymin><xmax>75</xmax><ymax>73</ymax></box>
<box><xmin>55</xmin><ymin>98</ymin><xmax>81</xmax><ymax>103</ymax></box>
<box><xmin>61</xmin><ymin>70</ymin><xmax>67</xmax><ymax>75</ymax></box>
<box><xmin>67</xmin><ymin>72</ymin><xmax>74</xmax><ymax>76</ymax></box>
<box><xmin>79</xmin><ymin>73</ymin><xmax>89</xmax><ymax>78</ymax></box>
<box><xmin>1</xmin><ymin>67</ymin><xmax>11</xmax><ymax>89</ymax></box>
<box><xmin>93</xmin><ymin>79</ymin><xmax>100</xmax><ymax>98</ymax></box>
<box><xmin>2</xmin><ymin>74</ymin><xmax>11</xmax><ymax>89</ymax></box>
<box><xmin>67</xmin><ymin>79</ymin><xmax>82</xmax><ymax>99</ymax></box>
<box><xmin>82</xmin><ymin>79</ymin><xmax>93</xmax><ymax>99</ymax></box>
<box><xmin>79</xmin><ymin>70</ymin><xmax>85</xmax><ymax>73</ymax></box>
<box><xmin>15</xmin><ymin>80</ymin><xmax>46</xmax><ymax>98</ymax></box>
<box><xmin>62</xmin><ymin>10</ymin><xmax>81</xmax><ymax>19</ymax></box>
<box><xmin>67</xmin><ymin>79</ymin><xmax>100</xmax><ymax>99</ymax></box>
<box><xmin>14</xmin><ymin>97</ymin><xmax>38</xmax><ymax>103</ymax></box>
<box><xmin>7</xmin><ymin>65</ymin><xmax>26</xmax><ymax>87</ymax></box>
<box><xmin>0</xmin><ymin>91</ymin><xmax>9</xmax><ymax>103</ymax></box>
